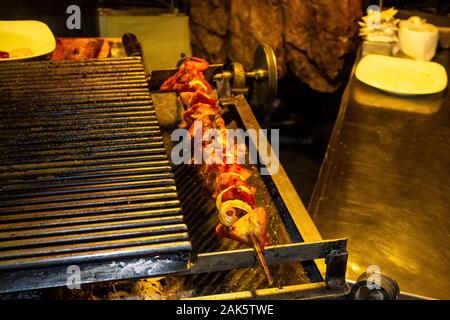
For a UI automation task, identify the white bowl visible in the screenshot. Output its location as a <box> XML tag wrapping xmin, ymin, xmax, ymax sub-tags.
<box><xmin>0</xmin><ymin>20</ymin><xmax>56</xmax><ymax>62</ymax></box>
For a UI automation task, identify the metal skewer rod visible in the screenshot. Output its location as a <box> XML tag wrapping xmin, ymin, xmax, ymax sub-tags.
<box><xmin>250</xmin><ymin>233</ymin><xmax>274</xmax><ymax>286</ymax></box>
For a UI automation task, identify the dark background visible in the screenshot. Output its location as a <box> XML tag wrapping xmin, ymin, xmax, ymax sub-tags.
<box><xmin>1</xmin><ymin>0</ymin><xmax>448</xmax><ymax>203</ymax></box>
<box><xmin>1</xmin><ymin>0</ymin><xmax>448</xmax><ymax>37</ymax></box>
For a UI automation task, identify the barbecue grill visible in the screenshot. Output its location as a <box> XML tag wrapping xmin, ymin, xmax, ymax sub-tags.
<box><xmin>0</xmin><ymin>57</ymin><xmax>192</xmax><ymax>292</ymax></box>
<box><xmin>0</xmin><ymin>42</ymin><xmax>353</xmax><ymax>299</ymax></box>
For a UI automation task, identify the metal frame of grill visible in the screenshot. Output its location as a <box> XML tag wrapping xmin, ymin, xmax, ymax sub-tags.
<box><xmin>0</xmin><ymin>55</ymin><xmax>350</xmax><ymax>300</ymax></box>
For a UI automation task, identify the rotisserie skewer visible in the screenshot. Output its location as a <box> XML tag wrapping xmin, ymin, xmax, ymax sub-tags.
<box><xmin>250</xmin><ymin>233</ymin><xmax>274</xmax><ymax>286</ymax></box>
<box><xmin>160</xmin><ymin>57</ymin><xmax>272</xmax><ymax>283</ymax></box>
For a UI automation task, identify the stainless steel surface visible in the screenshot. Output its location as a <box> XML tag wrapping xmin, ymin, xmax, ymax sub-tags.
<box><xmin>309</xmin><ymin>49</ymin><xmax>450</xmax><ymax>299</ymax></box>
<box><xmin>0</xmin><ymin>57</ymin><xmax>191</xmax><ymax>291</ymax></box>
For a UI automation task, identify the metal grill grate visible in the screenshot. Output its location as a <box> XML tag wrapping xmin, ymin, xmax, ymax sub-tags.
<box><xmin>0</xmin><ymin>57</ymin><xmax>191</xmax><ymax>272</ymax></box>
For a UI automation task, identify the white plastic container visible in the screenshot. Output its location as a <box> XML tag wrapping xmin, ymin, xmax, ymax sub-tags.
<box><xmin>399</xmin><ymin>16</ymin><xmax>439</xmax><ymax>61</ymax></box>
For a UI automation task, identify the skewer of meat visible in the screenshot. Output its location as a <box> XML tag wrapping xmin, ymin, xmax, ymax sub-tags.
<box><xmin>160</xmin><ymin>57</ymin><xmax>272</xmax><ymax>283</ymax></box>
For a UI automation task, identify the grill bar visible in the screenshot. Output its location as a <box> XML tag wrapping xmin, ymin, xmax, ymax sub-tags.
<box><xmin>0</xmin><ymin>57</ymin><xmax>191</xmax><ymax>275</ymax></box>
<box><xmin>0</xmin><ymin>174</ymin><xmax>175</xmax><ymax>193</ymax></box>
<box><xmin>0</xmin><ymin>201</ymin><xmax>183</xmax><ymax>223</ymax></box>
<box><xmin>0</xmin><ymin>241</ymin><xmax>192</xmax><ymax>271</ymax></box>
<box><xmin>0</xmin><ymin>232</ymin><xmax>190</xmax><ymax>261</ymax></box>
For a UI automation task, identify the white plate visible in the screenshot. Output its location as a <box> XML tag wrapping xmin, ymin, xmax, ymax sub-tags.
<box><xmin>355</xmin><ymin>54</ymin><xmax>448</xmax><ymax>95</ymax></box>
<box><xmin>0</xmin><ymin>20</ymin><xmax>56</xmax><ymax>62</ymax></box>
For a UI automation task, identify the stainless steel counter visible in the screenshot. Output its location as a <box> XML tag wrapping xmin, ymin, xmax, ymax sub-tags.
<box><xmin>309</xmin><ymin>50</ymin><xmax>450</xmax><ymax>299</ymax></box>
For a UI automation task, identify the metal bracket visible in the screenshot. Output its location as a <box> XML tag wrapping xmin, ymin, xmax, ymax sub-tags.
<box><xmin>181</xmin><ymin>238</ymin><xmax>347</xmax><ymax>276</ymax></box>
<box><xmin>325</xmin><ymin>250</ymin><xmax>349</xmax><ymax>291</ymax></box>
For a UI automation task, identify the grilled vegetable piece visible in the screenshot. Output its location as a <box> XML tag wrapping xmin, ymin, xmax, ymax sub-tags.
<box><xmin>216</xmin><ymin>185</ymin><xmax>256</xmax><ymax>210</ymax></box>
<box><xmin>190</xmin><ymin>91</ymin><xmax>217</xmax><ymax>107</ymax></box>
<box><xmin>179</xmin><ymin>92</ymin><xmax>195</xmax><ymax>108</ymax></box>
<box><xmin>160</xmin><ymin>57</ymin><xmax>212</xmax><ymax>93</ymax></box>
<box><xmin>218</xmin><ymin>200</ymin><xmax>252</xmax><ymax>226</ymax></box>
<box><xmin>217</xmin><ymin>208</ymin><xmax>270</xmax><ymax>251</ymax></box>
